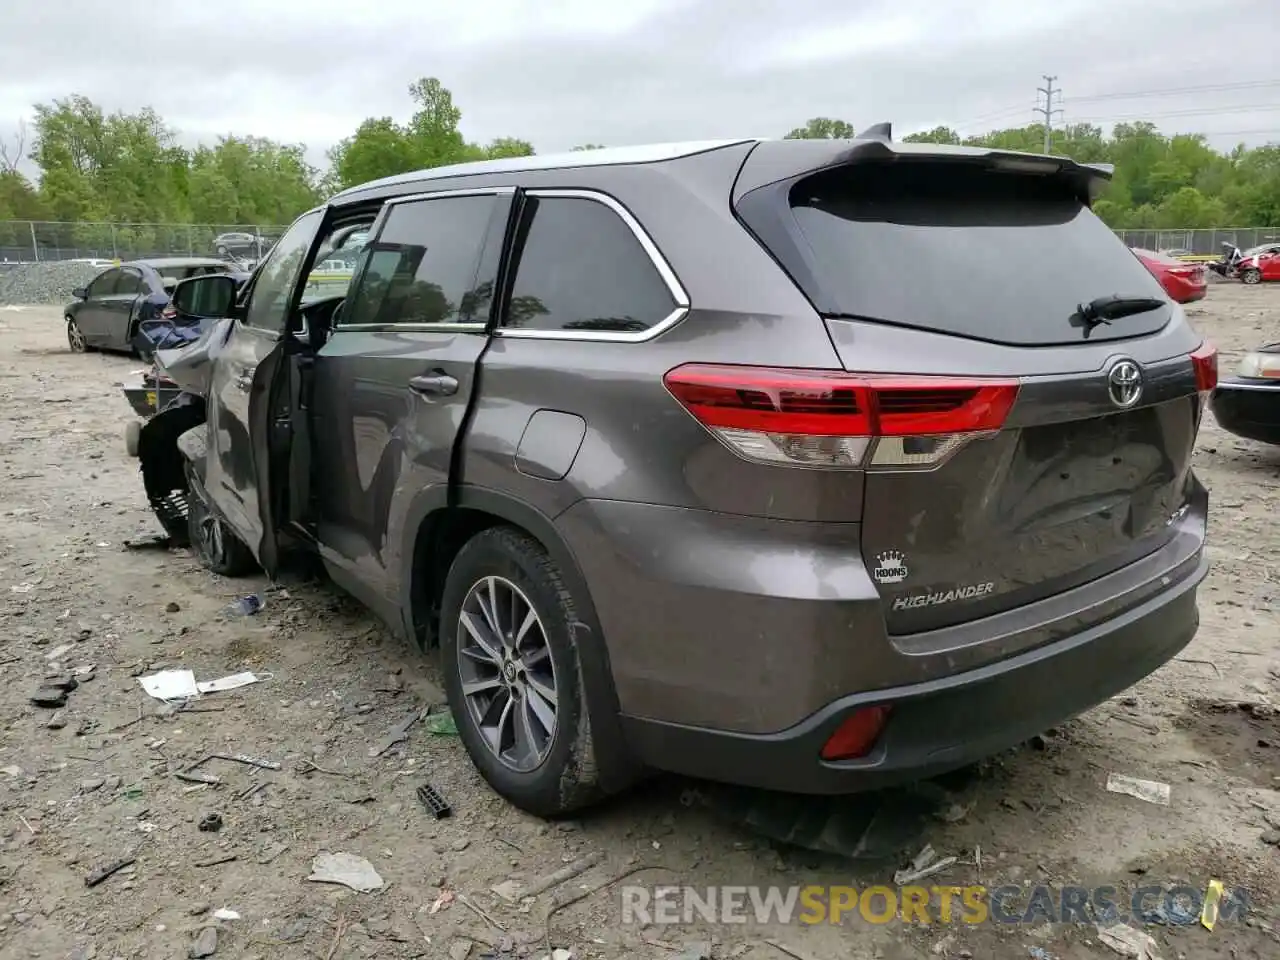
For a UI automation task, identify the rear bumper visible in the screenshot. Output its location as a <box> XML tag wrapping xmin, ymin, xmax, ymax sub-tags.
<box><xmin>622</xmin><ymin>549</ymin><xmax>1206</xmax><ymax>793</ymax></box>
<box><xmin>1210</xmin><ymin>379</ymin><xmax>1280</xmax><ymax>445</ymax></box>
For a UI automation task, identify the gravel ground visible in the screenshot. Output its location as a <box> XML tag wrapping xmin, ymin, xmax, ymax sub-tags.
<box><xmin>1</xmin><ymin>287</ymin><xmax>1279</xmax><ymax>960</ymax></box>
<box><xmin>0</xmin><ymin>263</ymin><xmax>105</xmax><ymax>306</ymax></box>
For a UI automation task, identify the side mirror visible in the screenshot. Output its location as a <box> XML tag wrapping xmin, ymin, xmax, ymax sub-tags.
<box><xmin>172</xmin><ymin>274</ymin><xmax>238</xmax><ymax>319</ymax></box>
<box><xmin>72</xmin><ymin>287</ymin><xmax>87</xmax><ymax>300</ymax></box>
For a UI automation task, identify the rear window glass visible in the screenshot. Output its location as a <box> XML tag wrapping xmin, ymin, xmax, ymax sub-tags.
<box><xmin>787</xmin><ymin>162</ymin><xmax>1169</xmax><ymax>346</ymax></box>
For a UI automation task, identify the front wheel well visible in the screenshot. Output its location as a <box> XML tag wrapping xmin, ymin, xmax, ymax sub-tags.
<box><xmin>410</xmin><ymin>507</ymin><xmax>509</xmax><ymax>649</ymax></box>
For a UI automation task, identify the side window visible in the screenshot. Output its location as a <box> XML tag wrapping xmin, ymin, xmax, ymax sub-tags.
<box><xmin>114</xmin><ymin>270</ymin><xmax>144</xmax><ymax>295</ymax></box>
<box><xmin>501</xmin><ymin>195</ymin><xmax>677</xmax><ymax>333</ymax></box>
<box><xmin>243</xmin><ymin>209</ymin><xmax>324</xmax><ymax>334</ymax></box>
<box><xmin>340</xmin><ymin>194</ymin><xmax>497</xmax><ymax>328</ymax></box>
<box><xmin>87</xmin><ymin>269</ymin><xmax>119</xmax><ymax>298</ymax></box>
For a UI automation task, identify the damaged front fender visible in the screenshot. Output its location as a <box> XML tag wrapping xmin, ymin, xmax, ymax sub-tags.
<box><xmin>153</xmin><ymin>317</ymin><xmax>237</xmax><ymax>398</ymax></box>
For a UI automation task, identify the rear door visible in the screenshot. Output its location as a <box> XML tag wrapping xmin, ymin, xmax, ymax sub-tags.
<box><xmin>309</xmin><ymin>188</ymin><xmax>510</xmax><ymax>611</ymax></box>
<box><xmin>203</xmin><ymin>209</ymin><xmax>325</xmax><ymax>574</ymax></box>
<box><xmin>736</xmin><ymin>153</ymin><xmax>1209</xmax><ymax>635</ymax></box>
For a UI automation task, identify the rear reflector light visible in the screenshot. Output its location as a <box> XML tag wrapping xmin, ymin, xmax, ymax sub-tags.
<box><xmin>663</xmin><ymin>364</ymin><xmax>1019</xmax><ymax>470</ymax></box>
<box><xmin>1191</xmin><ymin>341</ymin><xmax>1218</xmax><ymax>392</ymax></box>
<box><xmin>821</xmin><ymin>706</ymin><xmax>892</xmax><ymax>761</ymax></box>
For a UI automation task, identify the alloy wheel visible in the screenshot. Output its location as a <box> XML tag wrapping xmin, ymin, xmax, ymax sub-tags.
<box><xmin>66</xmin><ymin>319</ymin><xmax>86</xmax><ymax>352</ymax></box>
<box><xmin>1242</xmin><ymin>269</ymin><xmax>1261</xmax><ymax>285</ymax></box>
<box><xmin>456</xmin><ymin>575</ymin><xmax>559</xmax><ymax>772</ymax></box>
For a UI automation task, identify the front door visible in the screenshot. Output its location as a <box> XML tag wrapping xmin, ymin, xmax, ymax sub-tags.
<box><xmin>77</xmin><ymin>268</ymin><xmax>121</xmax><ymax>346</ymax></box>
<box><xmin>309</xmin><ymin>189</ymin><xmax>511</xmax><ymax>615</ymax></box>
<box><xmin>203</xmin><ymin>208</ymin><xmax>325</xmax><ymax>574</ymax></box>
<box><xmin>102</xmin><ymin>267</ymin><xmax>144</xmax><ymax>350</ymax></box>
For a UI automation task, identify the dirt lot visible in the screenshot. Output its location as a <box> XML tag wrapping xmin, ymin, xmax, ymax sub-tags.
<box><xmin>1</xmin><ymin>286</ymin><xmax>1278</xmax><ymax>960</ymax></box>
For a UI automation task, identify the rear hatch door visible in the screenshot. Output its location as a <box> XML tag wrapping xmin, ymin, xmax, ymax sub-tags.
<box><xmin>735</xmin><ymin>148</ymin><xmax>1209</xmax><ymax>634</ymax></box>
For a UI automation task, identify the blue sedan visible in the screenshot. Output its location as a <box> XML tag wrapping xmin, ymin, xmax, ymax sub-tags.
<box><xmin>64</xmin><ymin>257</ymin><xmax>235</xmax><ymax>354</ymax></box>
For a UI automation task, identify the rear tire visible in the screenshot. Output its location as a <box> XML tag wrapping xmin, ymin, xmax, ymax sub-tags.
<box><xmin>1242</xmin><ymin>267</ymin><xmax>1262</xmax><ymax>285</ymax></box>
<box><xmin>440</xmin><ymin>526</ymin><xmax>608</xmax><ymax>817</ymax></box>
<box><xmin>185</xmin><ymin>462</ymin><xmax>257</xmax><ymax>577</ymax></box>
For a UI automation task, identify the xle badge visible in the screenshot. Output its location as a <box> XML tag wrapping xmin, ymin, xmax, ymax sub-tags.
<box><xmin>872</xmin><ymin>551</ymin><xmax>908</xmax><ymax>584</ymax></box>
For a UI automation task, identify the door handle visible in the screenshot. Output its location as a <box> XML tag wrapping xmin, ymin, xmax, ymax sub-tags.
<box><xmin>409</xmin><ymin>373</ymin><xmax>459</xmax><ymax>397</ymax></box>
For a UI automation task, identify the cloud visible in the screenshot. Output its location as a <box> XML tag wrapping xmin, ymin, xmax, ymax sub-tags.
<box><xmin>0</xmin><ymin>0</ymin><xmax>1277</xmax><ymax>177</ymax></box>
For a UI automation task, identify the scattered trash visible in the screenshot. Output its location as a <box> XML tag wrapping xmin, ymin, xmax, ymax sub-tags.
<box><xmin>210</xmin><ymin>752</ymin><xmax>281</xmax><ymax>771</ymax></box>
<box><xmin>370</xmin><ymin>707</ymin><xmax>427</xmax><ymax>757</ymax></box>
<box><xmin>138</xmin><ymin>669</ymin><xmax>198</xmax><ymax>701</ymax></box>
<box><xmin>44</xmin><ymin>642</ymin><xmax>76</xmax><ymax>661</ymax></box>
<box><xmin>212</xmin><ymin>908</ymin><xmax>240</xmax><ymax>921</ymax></box>
<box><xmin>936</xmin><ymin>802</ymin><xmax>973</xmax><ymax>823</ymax></box>
<box><xmin>124</xmin><ymin>533</ymin><xmax>172</xmax><ymax>551</ymax></box>
<box><xmin>194</xmin><ymin>854</ymin><xmax>237</xmax><ymax>868</ymax></box>
<box><xmin>198</xmin><ymin>672</ymin><xmax>264</xmax><ymax>694</ymax></box>
<box><xmin>84</xmin><ymin>856</ymin><xmax>136</xmax><ymax>888</ymax></box>
<box><xmin>1105</xmin><ymin>773</ymin><xmax>1171</xmax><ymax>806</ymax></box>
<box><xmin>430</xmin><ymin>889</ymin><xmax>456</xmax><ymax>914</ymax></box>
<box><xmin>227</xmin><ymin>595</ymin><xmax>263</xmax><ymax>617</ymax></box>
<box><xmin>47</xmin><ymin>710</ymin><xmax>67</xmax><ymax>730</ymax></box>
<box><xmin>139</xmin><ymin>669</ymin><xmax>266</xmax><ymax>701</ymax></box>
<box><xmin>1201</xmin><ymin>879</ymin><xmax>1224</xmax><ymax>931</ymax></box>
<box><xmin>307</xmin><ymin>852</ymin><xmax>384</xmax><ymax>893</ymax></box>
<box><xmin>423</xmin><ymin>711</ymin><xmax>459</xmax><ymax>736</ymax></box>
<box><xmin>416</xmin><ymin>783</ymin><xmax>452</xmax><ymax>819</ymax></box>
<box><xmin>1096</xmin><ymin>922</ymin><xmax>1162</xmax><ymax>960</ymax></box>
<box><xmin>493</xmin><ymin>851</ymin><xmax>603</xmax><ymax>902</ymax></box>
<box><xmin>198</xmin><ymin>812</ymin><xmax>223</xmax><ymax>833</ymax></box>
<box><xmin>1028</xmin><ymin>949</ymin><xmax>1054</xmax><ymax>960</ymax></box>
<box><xmin>188</xmin><ymin>926</ymin><xmax>218</xmax><ymax>958</ymax></box>
<box><xmin>893</xmin><ymin>844</ymin><xmax>957</xmax><ymax>885</ymax></box>
<box><xmin>1</xmin><ymin>765</ymin><xmax>23</xmax><ymax>777</ymax></box>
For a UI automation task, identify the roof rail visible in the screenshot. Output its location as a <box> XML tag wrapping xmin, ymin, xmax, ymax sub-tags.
<box><xmin>856</xmin><ymin>122</ymin><xmax>892</xmax><ymax>142</ymax></box>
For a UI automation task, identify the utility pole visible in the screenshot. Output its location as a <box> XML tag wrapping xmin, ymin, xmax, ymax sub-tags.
<box><xmin>1035</xmin><ymin>75</ymin><xmax>1064</xmax><ymax>153</ymax></box>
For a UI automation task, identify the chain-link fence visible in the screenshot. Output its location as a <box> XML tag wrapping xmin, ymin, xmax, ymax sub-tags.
<box><xmin>4</xmin><ymin>219</ymin><xmax>1279</xmax><ymax>265</ymax></box>
<box><xmin>1115</xmin><ymin>228</ymin><xmax>1280</xmax><ymax>255</ymax></box>
<box><xmin>0</xmin><ymin>221</ymin><xmax>289</xmax><ymax>264</ymax></box>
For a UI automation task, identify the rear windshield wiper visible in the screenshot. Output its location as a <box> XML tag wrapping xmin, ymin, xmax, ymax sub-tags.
<box><xmin>1073</xmin><ymin>294</ymin><xmax>1165</xmax><ymax>334</ymax></box>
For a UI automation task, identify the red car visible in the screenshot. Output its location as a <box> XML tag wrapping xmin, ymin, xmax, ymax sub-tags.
<box><xmin>1240</xmin><ymin>249</ymin><xmax>1280</xmax><ymax>285</ymax></box>
<box><xmin>1133</xmin><ymin>248</ymin><xmax>1207</xmax><ymax>303</ymax></box>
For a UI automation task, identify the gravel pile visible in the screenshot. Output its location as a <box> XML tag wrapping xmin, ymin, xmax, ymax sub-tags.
<box><xmin>0</xmin><ymin>261</ymin><xmax>105</xmax><ymax>306</ymax></box>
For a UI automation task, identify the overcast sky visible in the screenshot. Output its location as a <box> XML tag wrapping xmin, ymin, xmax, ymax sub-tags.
<box><xmin>1</xmin><ymin>0</ymin><xmax>1278</xmax><ymax>177</ymax></box>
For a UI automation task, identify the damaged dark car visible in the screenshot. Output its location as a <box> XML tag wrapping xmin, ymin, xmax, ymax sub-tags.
<box><xmin>138</xmin><ymin>138</ymin><xmax>1212</xmax><ymax>818</ymax></box>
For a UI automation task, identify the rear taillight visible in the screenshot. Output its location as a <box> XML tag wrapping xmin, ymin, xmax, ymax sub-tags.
<box><xmin>161</xmin><ymin>303</ymin><xmax>176</xmax><ymax>319</ymax></box>
<box><xmin>663</xmin><ymin>364</ymin><xmax>1020</xmax><ymax>470</ymax></box>
<box><xmin>1191</xmin><ymin>341</ymin><xmax>1218</xmax><ymax>393</ymax></box>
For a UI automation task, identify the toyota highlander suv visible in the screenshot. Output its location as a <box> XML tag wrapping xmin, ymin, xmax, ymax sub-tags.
<box><xmin>138</xmin><ymin>130</ymin><xmax>1214</xmax><ymax>816</ymax></box>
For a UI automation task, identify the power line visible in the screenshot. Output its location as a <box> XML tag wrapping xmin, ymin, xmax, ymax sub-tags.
<box><xmin>1065</xmin><ymin>79</ymin><xmax>1280</xmax><ymax>104</ymax></box>
<box><xmin>1065</xmin><ymin>104</ymin><xmax>1280</xmax><ymax>124</ymax></box>
<box><xmin>1034</xmin><ymin>76</ymin><xmax>1064</xmax><ymax>152</ymax></box>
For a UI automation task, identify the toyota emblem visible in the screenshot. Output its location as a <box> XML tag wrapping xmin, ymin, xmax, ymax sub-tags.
<box><xmin>1107</xmin><ymin>359</ymin><xmax>1143</xmax><ymax>408</ymax></box>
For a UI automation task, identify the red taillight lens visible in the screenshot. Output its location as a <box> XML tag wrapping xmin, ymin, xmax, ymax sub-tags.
<box><xmin>663</xmin><ymin>364</ymin><xmax>1019</xmax><ymax>470</ymax></box>
<box><xmin>1191</xmin><ymin>341</ymin><xmax>1218</xmax><ymax>393</ymax></box>
<box><xmin>161</xmin><ymin>304</ymin><xmax>176</xmax><ymax>319</ymax></box>
<box><xmin>821</xmin><ymin>706</ymin><xmax>892</xmax><ymax>761</ymax></box>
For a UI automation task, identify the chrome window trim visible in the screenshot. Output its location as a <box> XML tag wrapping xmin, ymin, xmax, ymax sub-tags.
<box><xmin>332</xmin><ymin>322</ymin><xmax>488</xmax><ymax>334</ymax></box>
<box><xmin>383</xmin><ymin>185</ymin><xmax>518</xmax><ymax>207</ymax></box>
<box><xmin>494</xmin><ymin>188</ymin><xmax>691</xmax><ymax>344</ymax></box>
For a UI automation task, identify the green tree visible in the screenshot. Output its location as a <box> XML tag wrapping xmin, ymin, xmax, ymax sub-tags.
<box><xmin>785</xmin><ymin>118</ymin><xmax>857</xmax><ymax>140</ymax></box>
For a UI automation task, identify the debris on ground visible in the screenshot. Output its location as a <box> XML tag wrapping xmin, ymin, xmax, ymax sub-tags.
<box><xmin>416</xmin><ymin>783</ymin><xmax>453</xmax><ymax>819</ymax></box>
<box><xmin>893</xmin><ymin>844</ymin><xmax>957</xmax><ymax>885</ymax></box>
<box><xmin>197</xmin><ymin>812</ymin><xmax>223</xmax><ymax>832</ymax></box>
<box><xmin>424</xmin><ymin>711</ymin><xmax>459</xmax><ymax>736</ymax></box>
<box><xmin>1105</xmin><ymin>773</ymin><xmax>1171</xmax><ymax>806</ymax></box>
<box><xmin>124</xmin><ymin>533</ymin><xmax>172</xmax><ymax>550</ymax></box>
<box><xmin>493</xmin><ymin>850</ymin><xmax>603</xmax><ymax>902</ymax></box>
<box><xmin>1095</xmin><ymin>922</ymin><xmax>1162</xmax><ymax>960</ymax></box>
<box><xmin>226</xmin><ymin>594</ymin><xmax>263</xmax><ymax>616</ymax></box>
<box><xmin>370</xmin><ymin>706</ymin><xmax>426</xmax><ymax>757</ymax></box>
<box><xmin>1201</xmin><ymin>879</ymin><xmax>1225</xmax><ymax>930</ymax></box>
<box><xmin>211</xmin><ymin>908</ymin><xmax>240</xmax><ymax>921</ymax></box>
<box><xmin>188</xmin><ymin>925</ymin><xmax>218</xmax><ymax>958</ymax></box>
<box><xmin>306</xmin><ymin>852</ymin><xmax>385</xmax><ymax>893</ymax></box>
<box><xmin>84</xmin><ymin>856</ymin><xmax>136</xmax><ymax>888</ymax></box>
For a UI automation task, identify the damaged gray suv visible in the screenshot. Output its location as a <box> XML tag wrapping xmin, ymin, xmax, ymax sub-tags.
<box><xmin>138</xmin><ymin>130</ymin><xmax>1215</xmax><ymax>816</ymax></box>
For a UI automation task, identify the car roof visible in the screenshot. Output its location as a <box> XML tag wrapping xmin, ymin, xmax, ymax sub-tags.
<box><xmin>123</xmin><ymin>257</ymin><xmax>230</xmax><ymax>269</ymax></box>
<box><xmin>328</xmin><ymin>135</ymin><xmax>1115</xmax><ymax>206</ymax></box>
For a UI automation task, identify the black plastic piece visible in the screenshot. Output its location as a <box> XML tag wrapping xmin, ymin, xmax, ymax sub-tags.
<box><xmin>416</xmin><ymin>783</ymin><xmax>452</xmax><ymax>819</ymax></box>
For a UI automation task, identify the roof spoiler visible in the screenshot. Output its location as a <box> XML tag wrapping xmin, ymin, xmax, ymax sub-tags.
<box><xmin>855</xmin><ymin>122</ymin><xmax>892</xmax><ymax>142</ymax></box>
<box><xmin>733</xmin><ymin>140</ymin><xmax>1114</xmax><ymax>204</ymax></box>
